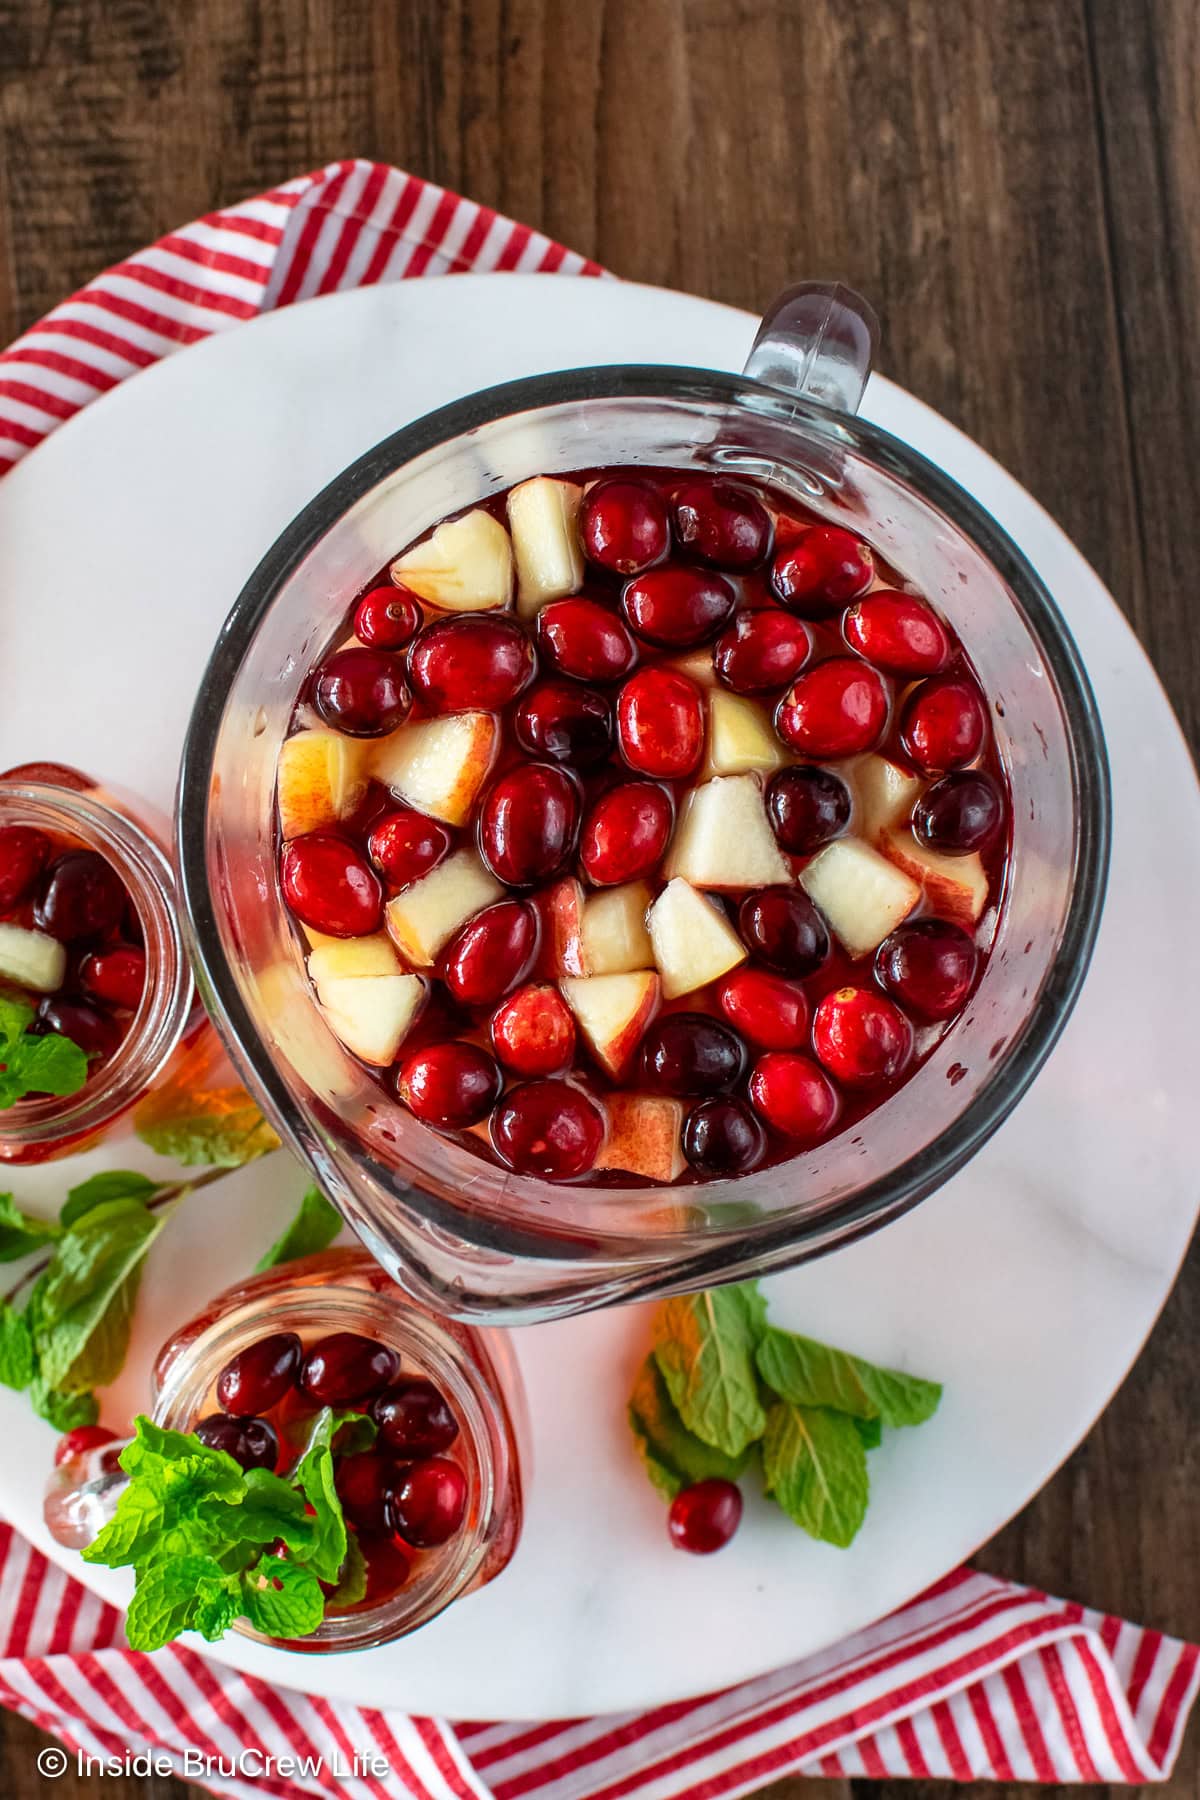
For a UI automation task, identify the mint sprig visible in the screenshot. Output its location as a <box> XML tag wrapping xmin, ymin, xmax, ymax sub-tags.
<box><xmin>0</xmin><ymin>995</ymin><xmax>89</xmax><ymax>1110</ymax></box>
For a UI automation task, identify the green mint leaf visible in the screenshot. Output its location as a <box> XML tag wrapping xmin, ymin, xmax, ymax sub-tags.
<box><xmin>240</xmin><ymin>1555</ymin><xmax>325</xmax><ymax>1640</ymax></box>
<box><xmin>756</xmin><ymin>1325</ymin><xmax>943</xmax><ymax>1428</ymax></box>
<box><xmin>628</xmin><ymin>1356</ymin><xmax>750</xmax><ymax>1501</ymax></box>
<box><xmin>60</xmin><ymin>1170</ymin><xmax>162</xmax><ymax>1229</ymax></box>
<box><xmin>254</xmin><ymin>1185</ymin><xmax>342</xmax><ymax>1271</ymax></box>
<box><xmin>217</xmin><ymin>1469</ymin><xmax>316</xmax><ymax>1563</ymax></box>
<box><xmin>124</xmin><ymin>1553</ymin><xmax>233</xmax><ymax>1652</ymax></box>
<box><xmin>33</xmin><ymin>1197</ymin><xmax>173</xmax><ymax>1392</ymax></box>
<box><xmin>29</xmin><ymin>1376</ymin><xmax>98</xmax><ymax>1432</ymax></box>
<box><xmin>0</xmin><ymin>996</ymin><xmax>35</xmax><ymax>1042</ymax></box>
<box><xmin>119</xmin><ymin>1414</ymin><xmax>238</xmax><ymax>1479</ymax></box>
<box><xmin>653</xmin><ymin>1282</ymin><xmax>768</xmax><ymax>1458</ymax></box>
<box><xmin>0</xmin><ymin>1301</ymin><xmax>34</xmax><ymax>1389</ymax></box>
<box><xmin>331</xmin><ymin>1414</ymin><xmax>378</xmax><ymax>1458</ymax></box>
<box><xmin>192</xmin><ymin>1579</ymin><xmax>242</xmax><ymax>1642</ymax></box>
<box><xmin>0</xmin><ymin>1191</ymin><xmax>61</xmax><ymax>1262</ymax></box>
<box><xmin>134</xmin><ymin>1082</ymin><xmax>280</xmax><ymax>1167</ymax></box>
<box><xmin>85</xmin><ymin>1481</ymin><xmax>168</xmax><ymax>1568</ymax></box>
<box><xmin>0</xmin><ymin>1002</ymin><xmax>89</xmax><ymax>1107</ymax></box>
<box><xmin>328</xmin><ymin>1532</ymin><xmax>367</xmax><ymax>1610</ymax></box>
<box><xmin>291</xmin><ymin>1409</ymin><xmax>369</xmax><ymax>1582</ymax></box>
<box><xmin>854</xmin><ymin>1415</ymin><xmax>883</xmax><ymax>1451</ymax></box>
<box><xmin>762</xmin><ymin>1402</ymin><xmax>869</xmax><ymax>1548</ymax></box>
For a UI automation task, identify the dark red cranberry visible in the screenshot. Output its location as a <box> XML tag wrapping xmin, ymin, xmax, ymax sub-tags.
<box><xmin>389</xmin><ymin>1456</ymin><xmax>468</xmax><ymax>1547</ymax></box>
<box><xmin>491</xmin><ymin>982</ymin><xmax>576</xmax><ymax>1076</ymax></box>
<box><xmin>668</xmin><ymin>1478</ymin><xmax>743</xmax><ymax>1553</ymax></box>
<box><xmin>738</xmin><ymin>888</ymin><xmax>830</xmax><ymax>977</ymax></box>
<box><xmin>622</xmin><ymin>566</ymin><xmax>736</xmax><ymax>647</ymax></box>
<box><xmin>54</xmin><ymin>1424</ymin><xmax>118</xmax><ymax>1467</ymax></box>
<box><xmin>335</xmin><ymin>1452</ymin><xmax>398</xmax><ymax>1533</ymax></box>
<box><xmin>399</xmin><ymin>1041</ymin><xmax>503</xmax><ymax>1128</ymax></box>
<box><xmin>812</xmin><ymin>986</ymin><xmax>912</xmax><ymax>1088</ymax></box>
<box><xmin>408</xmin><ymin>614</ymin><xmax>535</xmax><ymax>714</ymax></box>
<box><xmin>913</xmin><ymin>770</ymin><xmax>1004</xmax><ymax>854</ymax></box>
<box><xmin>770</xmin><ymin>525</ymin><xmax>873</xmax><ymax>616</ymax></box>
<box><xmin>367</xmin><ymin>807</ymin><xmax>452</xmax><ymax>889</ymax></box>
<box><xmin>216</xmin><ymin>1332</ymin><xmax>303</xmax><ymax>1415</ymax></box>
<box><xmin>78</xmin><ymin>945</ymin><xmax>146</xmax><ymax>1011</ymax></box>
<box><xmin>843</xmin><ymin>590</ymin><xmax>950</xmax><ymax>674</ymax></box>
<box><xmin>537</xmin><ymin>597</ymin><xmax>638</xmax><ymax>682</ymax></box>
<box><xmin>747</xmin><ymin>1052</ymin><xmax>840</xmax><ymax>1140</ymax></box>
<box><xmin>716</xmin><ymin>968</ymin><xmax>810</xmax><ymax>1049</ymax></box>
<box><xmin>439</xmin><ymin>900</ymin><xmax>539</xmax><ymax>1007</ymax></box>
<box><xmin>280</xmin><ymin>833</ymin><xmax>383</xmax><ymax>937</ymax></box>
<box><xmin>490</xmin><ymin>1079</ymin><xmax>605</xmax><ymax>1179</ymax></box>
<box><xmin>672</xmin><ymin>479</ymin><xmax>772</xmax><ymax>569</ymax></box>
<box><xmin>581</xmin><ymin>478</ymin><xmax>671</xmax><ymax>574</ymax></box>
<box><xmin>765</xmin><ymin>765</ymin><xmax>852</xmax><ymax>854</ymax></box>
<box><xmin>876</xmin><ymin>918</ymin><xmax>979</xmax><ymax>1020</ymax></box>
<box><xmin>35</xmin><ymin>997</ymin><xmax>122</xmax><ymax>1059</ymax></box>
<box><xmin>0</xmin><ymin>826</ymin><xmax>51</xmax><ymax>910</ymax></box>
<box><xmin>194</xmin><ymin>1413</ymin><xmax>278</xmax><ymax>1472</ymax></box>
<box><xmin>616</xmin><ymin>668</ymin><xmax>705</xmax><ymax>779</ymax></box>
<box><xmin>641</xmin><ymin>1013</ymin><xmax>746</xmax><ymax>1096</ymax></box>
<box><xmin>683</xmin><ymin>1097</ymin><xmax>765</xmax><ymax>1175</ymax></box>
<box><xmin>373</xmin><ymin>1378</ymin><xmax>460</xmax><ymax>1457</ymax></box>
<box><xmin>354</xmin><ymin>583</ymin><xmax>422</xmax><ymax>649</ymax></box>
<box><xmin>35</xmin><ymin>851</ymin><xmax>125</xmax><ymax>942</ymax></box>
<box><xmin>580</xmin><ymin>781</ymin><xmax>673</xmax><ymax>885</ymax></box>
<box><xmin>300</xmin><ymin>1333</ymin><xmax>401</xmax><ymax>1406</ymax></box>
<box><xmin>776</xmin><ymin>657</ymin><xmax>889</xmax><ymax>758</ymax></box>
<box><xmin>478</xmin><ymin>764</ymin><xmax>580</xmax><ymax>887</ymax></box>
<box><xmin>514</xmin><ymin>681</ymin><xmax>613</xmax><ymax>769</ymax></box>
<box><xmin>357</xmin><ymin>1532</ymin><xmax>412</xmax><ymax>1604</ymax></box>
<box><xmin>313</xmin><ymin>647</ymin><xmax>411</xmax><ymax>737</ymax></box>
<box><xmin>713</xmin><ymin>609</ymin><xmax>811</xmax><ymax>694</ymax></box>
<box><xmin>898</xmin><ymin>674</ymin><xmax>987</xmax><ymax>773</ymax></box>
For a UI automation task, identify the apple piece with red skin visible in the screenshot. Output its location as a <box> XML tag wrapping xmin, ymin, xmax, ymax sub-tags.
<box><xmin>277</xmin><ymin>728</ymin><xmax>366</xmax><ymax>839</ymax></box>
<box><xmin>580</xmin><ymin>880</ymin><xmax>654</xmax><ymax>975</ymax></box>
<box><xmin>508</xmin><ymin>476</ymin><xmax>585</xmax><ymax>617</ymax></box>
<box><xmin>666</xmin><ymin>775</ymin><xmax>790</xmax><ymax>890</ymax></box>
<box><xmin>880</xmin><ymin>828</ymin><xmax>989</xmax><ymax>928</ymax></box>
<box><xmin>594</xmin><ymin>1091</ymin><xmax>687</xmax><ymax>1182</ymax></box>
<box><xmin>372</xmin><ymin>711</ymin><xmax>499</xmax><ymax>826</ymax></box>
<box><xmin>390</xmin><ymin>509</ymin><xmax>513</xmax><ymax>612</ymax></box>
<box><xmin>533</xmin><ymin>877</ymin><xmax>588</xmax><ymax>977</ymax></box>
<box><xmin>853</xmin><ymin>753</ymin><xmax>925</xmax><ymax>842</ymax></box>
<box><xmin>384</xmin><ymin>849</ymin><xmax>503</xmax><ymax>967</ymax></box>
<box><xmin>647</xmin><ymin>878</ymin><xmax>747</xmax><ymax>999</ymax></box>
<box><xmin>799</xmin><ymin>836</ymin><xmax>921</xmax><ymax>959</ymax></box>
<box><xmin>315</xmin><ymin>971</ymin><xmax>427</xmax><ymax>1066</ymax></box>
<box><xmin>559</xmin><ymin>970</ymin><xmax>661</xmax><ymax>1080</ymax></box>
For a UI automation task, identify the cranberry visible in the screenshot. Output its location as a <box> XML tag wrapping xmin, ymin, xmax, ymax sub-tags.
<box><xmin>876</xmin><ymin>918</ymin><xmax>978</xmax><ymax>1019</ymax></box>
<box><xmin>358</xmin><ymin>1532</ymin><xmax>411</xmax><ymax>1603</ymax></box>
<box><xmin>367</xmin><ymin>807</ymin><xmax>452</xmax><ymax>888</ymax></box>
<box><xmin>683</xmin><ymin>1097</ymin><xmax>766</xmax><ymax>1175</ymax></box>
<box><xmin>54</xmin><ymin>1424</ymin><xmax>118</xmax><ymax>1467</ymax></box>
<box><xmin>914</xmin><ymin>770</ymin><xmax>1004</xmax><ymax>854</ymax></box>
<box><xmin>280</xmin><ymin>833</ymin><xmax>383</xmax><ymax>937</ymax></box>
<box><xmin>35</xmin><ymin>997</ymin><xmax>122</xmax><ymax>1059</ymax></box>
<box><xmin>440</xmin><ymin>900</ymin><xmax>539</xmax><ymax>1007</ymax></box>
<box><xmin>776</xmin><ymin>657</ymin><xmax>889</xmax><ymax>758</ymax></box>
<box><xmin>770</xmin><ymin>525</ymin><xmax>873</xmax><ymax>616</ymax></box>
<box><xmin>622</xmin><ymin>566</ymin><xmax>736</xmax><ymax>647</ymax></box>
<box><xmin>716</xmin><ymin>968</ymin><xmax>810</xmax><ymax>1049</ymax></box>
<box><xmin>672</xmin><ymin>479</ymin><xmax>772</xmax><ymax>569</ymax></box>
<box><xmin>479</xmin><ymin>763</ymin><xmax>580</xmax><ymax>888</ymax></box>
<box><xmin>713</xmin><ymin>609</ymin><xmax>811</xmax><ymax>694</ymax></box>
<box><xmin>616</xmin><ymin>667</ymin><xmax>705</xmax><ymax>779</ymax></box>
<box><xmin>641</xmin><ymin>1014</ymin><xmax>746</xmax><ymax>1096</ymax></box>
<box><xmin>35</xmin><ymin>851</ymin><xmax>125</xmax><ymax>942</ymax></box>
<box><xmin>738</xmin><ymin>888</ymin><xmax>830</xmax><ymax>977</ymax></box>
<box><xmin>580</xmin><ymin>782</ymin><xmax>673</xmax><ymax>886</ymax></box>
<box><xmin>0</xmin><ymin>826</ymin><xmax>51</xmax><ymax>910</ymax></box>
<box><xmin>515</xmin><ymin>681</ymin><xmax>612</xmax><ymax>769</ymax></box>
<box><xmin>898</xmin><ymin>674</ymin><xmax>987</xmax><ymax>773</ymax></box>
<box><xmin>354</xmin><ymin>583</ymin><xmax>422</xmax><ymax>649</ymax></box>
<box><xmin>765</xmin><ymin>765</ymin><xmax>852</xmax><ymax>854</ymax></box>
<box><xmin>78</xmin><ymin>945</ymin><xmax>146</xmax><ymax>1011</ymax></box>
<box><xmin>408</xmin><ymin>614</ymin><xmax>535</xmax><ymax>714</ymax></box>
<box><xmin>490</xmin><ymin>1079</ymin><xmax>605</xmax><ymax>1179</ymax></box>
<box><xmin>399</xmin><ymin>1041</ymin><xmax>504</xmax><ymax>1128</ymax></box>
<box><xmin>194</xmin><ymin>1413</ymin><xmax>278</xmax><ymax>1472</ymax></box>
<box><xmin>748</xmin><ymin>1052</ymin><xmax>840</xmax><ymax>1140</ymax></box>
<box><xmin>491</xmin><ymin>982</ymin><xmax>576</xmax><ymax>1076</ymax></box>
<box><xmin>389</xmin><ymin>1456</ymin><xmax>468</xmax><ymax>1547</ymax></box>
<box><xmin>581</xmin><ymin>478</ymin><xmax>671</xmax><ymax>574</ymax></box>
<box><xmin>844</xmin><ymin>590</ymin><xmax>950</xmax><ymax>674</ymax></box>
<box><xmin>216</xmin><ymin>1332</ymin><xmax>303</xmax><ymax>1415</ymax></box>
<box><xmin>668</xmin><ymin>1478</ymin><xmax>743</xmax><ymax>1553</ymax></box>
<box><xmin>335</xmin><ymin>1452</ymin><xmax>398</xmax><ymax>1533</ymax></box>
<box><xmin>372</xmin><ymin>1378</ymin><xmax>460</xmax><ymax>1457</ymax></box>
<box><xmin>313</xmin><ymin>647</ymin><xmax>411</xmax><ymax>737</ymax></box>
<box><xmin>812</xmin><ymin>986</ymin><xmax>912</xmax><ymax>1087</ymax></box>
<box><xmin>300</xmin><ymin>1333</ymin><xmax>401</xmax><ymax>1406</ymax></box>
<box><xmin>537</xmin><ymin>597</ymin><xmax>638</xmax><ymax>682</ymax></box>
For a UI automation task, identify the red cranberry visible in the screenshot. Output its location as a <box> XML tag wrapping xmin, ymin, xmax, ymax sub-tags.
<box><xmin>581</xmin><ymin>478</ymin><xmax>671</xmax><ymax>574</ymax></box>
<box><xmin>280</xmin><ymin>833</ymin><xmax>383</xmax><ymax>937</ymax></box>
<box><xmin>844</xmin><ymin>590</ymin><xmax>950</xmax><ymax>674</ymax></box>
<box><xmin>748</xmin><ymin>1052</ymin><xmax>840</xmax><ymax>1140</ymax></box>
<box><xmin>440</xmin><ymin>900</ymin><xmax>539</xmax><ymax>1007</ymax></box>
<box><xmin>914</xmin><ymin>770</ymin><xmax>1004</xmax><ymax>853</ymax></box>
<box><xmin>683</xmin><ymin>1097</ymin><xmax>765</xmax><ymax>1175</ymax></box>
<box><xmin>622</xmin><ymin>566</ymin><xmax>736</xmax><ymax>647</ymax></box>
<box><xmin>616</xmin><ymin>668</ymin><xmax>705</xmax><ymax>779</ymax></box>
<box><xmin>776</xmin><ymin>657</ymin><xmax>889</xmax><ymax>758</ymax></box>
<box><xmin>408</xmin><ymin>614</ymin><xmax>535</xmax><ymax>714</ymax></box>
<box><xmin>389</xmin><ymin>1455</ymin><xmax>468</xmax><ymax>1547</ymax></box>
<box><xmin>479</xmin><ymin>763</ymin><xmax>580</xmax><ymax>887</ymax></box>
<box><xmin>300</xmin><ymin>1333</ymin><xmax>401</xmax><ymax>1406</ymax></box>
<box><xmin>641</xmin><ymin>1013</ymin><xmax>746</xmax><ymax>1096</ymax></box>
<box><xmin>35</xmin><ymin>997</ymin><xmax>122</xmax><ymax>1059</ymax></box>
<box><xmin>314</xmin><ymin>647</ymin><xmax>411</xmax><ymax>737</ymax></box>
<box><xmin>216</xmin><ymin>1332</ymin><xmax>303</xmax><ymax>1415</ymax></box>
<box><xmin>668</xmin><ymin>1478</ymin><xmax>743</xmax><ymax>1553</ymax></box>
<box><xmin>367</xmin><ymin>807</ymin><xmax>452</xmax><ymax>889</ymax></box>
<box><xmin>876</xmin><ymin>918</ymin><xmax>978</xmax><ymax>1019</ymax></box>
<box><xmin>899</xmin><ymin>674</ymin><xmax>987</xmax><ymax>772</ymax></box>
<box><xmin>770</xmin><ymin>525</ymin><xmax>873</xmax><ymax>616</ymax></box>
<box><xmin>765</xmin><ymin>765</ymin><xmax>852</xmax><ymax>853</ymax></box>
<box><xmin>812</xmin><ymin>986</ymin><xmax>912</xmax><ymax>1088</ymax></box>
<box><xmin>515</xmin><ymin>681</ymin><xmax>613</xmax><ymax>769</ymax></box>
<box><xmin>354</xmin><ymin>583</ymin><xmax>422</xmax><ymax>649</ymax></box>
<box><xmin>491</xmin><ymin>982</ymin><xmax>576</xmax><ymax>1076</ymax></box>
<box><xmin>399</xmin><ymin>1041</ymin><xmax>504</xmax><ymax>1128</ymax></box>
<box><xmin>35</xmin><ymin>851</ymin><xmax>126</xmax><ymax>942</ymax></box>
<box><xmin>713</xmin><ymin>609</ymin><xmax>811</xmax><ymax>694</ymax></box>
<box><xmin>537</xmin><ymin>597</ymin><xmax>638</xmax><ymax>683</ymax></box>
<box><xmin>738</xmin><ymin>888</ymin><xmax>830</xmax><ymax>977</ymax></box>
<box><xmin>0</xmin><ymin>826</ymin><xmax>51</xmax><ymax>910</ymax></box>
<box><xmin>716</xmin><ymin>968</ymin><xmax>810</xmax><ymax>1049</ymax></box>
<box><xmin>490</xmin><ymin>1079</ymin><xmax>605</xmax><ymax>1179</ymax></box>
<box><xmin>194</xmin><ymin>1413</ymin><xmax>279</xmax><ymax>1472</ymax></box>
<box><xmin>372</xmin><ymin>1378</ymin><xmax>460</xmax><ymax>1457</ymax></box>
<box><xmin>358</xmin><ymin>1532</ymin><xmax>411</xmax><ymax>1603</ymax></box>
<box><xmin>672</xmin><ymin>479</ymin><xmax>772</xmax><ymax>569</ymax></box>
<box><xmin>54</xmin><ymin>1424</ymin><xmax>118</xmax><ymax>1467</ymax></box>
<box><xmin>78</xmin><ymin>945</ymin><xmax>146</xmax><ymax>1011</ymax></box>
<box><xmin>580</xmin><ymin>782</ymin><xmax>673</xmax><ymax>886</ymax></box>
<box><xmin>335</xmin><ymin>1452</ymin><xmax>398</xmax><ymax>1533</ymax></box>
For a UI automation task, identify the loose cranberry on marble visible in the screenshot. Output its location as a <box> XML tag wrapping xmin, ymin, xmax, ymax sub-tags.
<box><xmin>490</xmin><ymin>1079</ymin><xmax>606</xmax><ymax>1179</ymax></box>
<box><xmin>491</xmin><ymin>982</ymin><xmax>576</xmax><ymax>1077</ymax></box>
<box><xmin>300</xmin><ymin>1333</ymin><xmax>401</xmax><ymax>1406</ymax></box>
<box><xmin>367</xmin><ymin>808</ymin><xmax>452</xmax><ymax>889</ymax></box>
<box><xmin>35</xmin><ymin>997</ymin><xmax>122</xmax><ymax>1059</ymax></box>
<box><xmin>913</xmin><ymin>770</ymin><xmax>1004</xmax><ymax>854</ymax></box>
<box><xmin>35</xmin><ymin>851</ymin><xmax>126</xmax><ymax>942</ymax></box>
<box><xmin>398</xmin><ymin>1041</ymin><xmax>504</xmax><ymax>1129</ymax></box>
<box><xmin>514</xmin><ymin>681</ymin><xmax>613</xmax><ymax>769</ymax></box>
<box><xmin>313</xmin><ymin>647</ymin><xmax>411</xmax><ymax>737</ymax></box>
<box><xmin>0</xmin><ymin>826</ymin><xmax>51</xmax><ymax>911</ymax></box>
<box><xmin>738</xmin><ymin>888</ymin><xmax>830</xmax><ymax>977</ymax></box>
<box><xmin>373</xmin><ymin>1378</ymin><xmax>460</xmax><ymax>1458</ymax></box>
<box><xmin>898</xmin><ymin>674</ymin><xmax>987</xmax><ymax>773</ymax></box>
<box><xmin>668</xmin><ymin>1479</ymin><xmax>743</xmax><ymax>1554</ymax></box>
<box><xmin>776</xmin><ymin>657</ymin><xmax>889</xmax><ymax>758</ymax></box>
<box><xmin>641</xmin><ymin>1013</ymin><xmax>746</xmax><ymax>1096</ymax></box>
<box><xmin>439</xmin><ymin>900</ymin><xmax>539</xmax><ymax>1007</ymax></box>
<box><xmin>79</xmin><ymin>945</ymin><xmax>147</xmax><ymax>1011</ymax></box>
<box><xmin>875</xmin><ymin>918</ymin><xmax>979</xmax><ymax>1020</ymax></box>
<box><xmin>812</xmin><ymin>987</ymin><xmax>912</xmax><ymax>1088</ymax></box>
<box><xmin>622</xmin><ymin>566</ymin><xmax>736</xmax><ymax>647</ymax></box>
<box><xmin>682</xmin><ymin>1097</ymin><xmax>766</xmax><ymax>1175</ymax></box>
<box><xmin>358</xmin><ymin>1533</ymin><xmax>412</xmax><ymax>1604</ymax></box>
<box><xmin>479</xmin><ymin>764</ymin><xmax>580</xmax><ymax>888</ymax></box>
<box><xmin>672</xmin><ymin>478</ymin><xmax>772</xmax><ymax>569</ymax></box>
<box><xmin>537</xmin><ymin>597</ymin><xmax>639</xmax><ymax>683</ymax></box>
<box><xmin>54</xmin><ymin>1424</ymin><xmax>118</xmax><ymax>1467</ymax></box>
<box><xmin>716</xmin><ymin>968</ymin><xmax>810</xmax><ymax>1050</ymax></box>
<box><xmin>765</xmin><ymin>765</ymin><xmax>852</xmax><ymax>854</ymax></box>
<box><xmin>353</xmin><ymin>584</ymin><xmax>422</xmax><ymax>650</ymax></box>
<box><xmin>335</xmin><ymin>1452</ymin><xmax>398</xmax><ymax>1533</ymax></box>
<box><xmin>194</xmin><ymin>1413</ymin><xmax>279</xmax><ymax>1472</ymax></box>
<box><xmin>408</xmin><ymin>614</ymin><xmax>535</xmax><ymax>714</ymax></box>
<box><xmin>580</xmin><ymin>478</ymin><xmax>671</xmax><ymax>575</ymax></box>
<box><xmin>713</xmin><ymin>609</ymin><xmax>811</xmax><ymax>694</ymax></box>
<box><xmin>770</xmin><ymin>526</ymin><xmax>873</xmax><ymax>616</ymax></box>
<box><xmin>843</xmin><ymin>590</ymin><xmax>950</xmax><ymax>675</ymax></box>
<box><xmin>216</xmin><ymin>1332</ymin><xmax>303</xmax><ymax>1416</ymax></box>
<box><xmin>616</xmin><ymin>667</ymin><xmax>705</xmax><ymax>779</ymax></box>
<box><xmin>389</xmin><ymin>1456</ymin><xmax>468</xmax><ymax>1547</ymax></box>
<box><xmin>579</xmin><ymin>781</ymin><xmax>673</xmax><ymax>886</ymax></box>
<box><xmin>280</xmin><ymin>834</ymin><xmax>383</xmax><ymax>937</ymax></box>
<box><xmin>747</xmin><ymin>1052</ymin><xmax>841</xmax><ymax>1141</ymax></box>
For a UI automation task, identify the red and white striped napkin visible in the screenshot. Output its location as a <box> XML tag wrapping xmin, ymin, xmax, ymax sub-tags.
<box><xmin>0</xmin><ymin>159</ymin><xmax>1195</xmax><ymax>1790</ymax></box>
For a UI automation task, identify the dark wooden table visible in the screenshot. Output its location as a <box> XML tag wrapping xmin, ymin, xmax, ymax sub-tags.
<box><xmin>0</xmin><ymin>2</ymin><xmax>1196</xmax><ymax>1795</ymax></box>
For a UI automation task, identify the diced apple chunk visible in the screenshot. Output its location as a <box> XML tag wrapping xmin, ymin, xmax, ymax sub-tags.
<box><xmin>560</xmin><ymin>971</ymin><xmax>661</xmax><ymax>1080</ymax></box>
<box><xmin>508</xmin><ymin>477</ymin><xmax>585</xmax><ymax>617</ymax></box>
<box><xmin>390</xmin><ymin>508</ymin><xmax>513</xmax><ymax>612</ymax></box>
<box><xmin>0</xmin><ymin>924</ymin><xmax>65</xmax><ymax>993</ymax></box>
<box><xmin>667</xmin><ymin>775</ymin><xmax>790</xmax><ymax>889</ymax></box>
<box><xmin>533</xmin><ymin>878</ymin><xmax>587</xmax><ymax>978</ymax></box>
<box><xmin>647</xmin><ymin>878</ymin><xmax>747</xmax><ymax>999</ymax></box>
<box><xmin>307</xmin><ymin>933</ymin><xmax>403</xmax><ymax>984</ymax></box>
<box><xmin>799</xmin><ymin>836</ymin><xmax>921</xmax><ymax>958</ymax></box>
<box><xmin>594</xmin><ymin>1093</ymin><xmax>686</xmax><ymax>1182</ymax></box>
<box><xmin>706</xmin><ymin>691</ymin><xmax>784</xmax><ymax>777</ymax></box>
<box><xmin>277</xmin><ymin>729</ymin><xmax>366</xmax><ymax>839</ymax></box>
<box><xmin>372</xmin><ymin>712</ymin><xmax>498</xmax><ymax>826</ymax></box>
<box><xmin>854</xmin><ymin>754</ymin><xmax>924</xmax><ymax>842</ymax></box>
<box><xmin>881</xmin><ymin>829</ymin><xmax>989</xmax><ymax>928</ymax></box>
<box><xmin>315</xmin><ymin>972</ymin><xmax>426</xmax><ymax>1066</ymax></box>
<box><xmin>384</xmin><ymin>850</ymin><xmax>503</xmax><ymax>967</ymax></box>
<box><xmin>580</xmin><ymin>881</ymin><xmax>654</xmax><ymax>975</ymax></box>
<box><xmin>665</xmin><ymin>648</ymin><xmax>718</xmax><ymax>687</ymax></box>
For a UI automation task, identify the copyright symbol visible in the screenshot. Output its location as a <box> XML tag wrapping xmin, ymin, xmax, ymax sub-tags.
<box><xmin>37</xmin><ymin>1746</ymin><xmax>69</xmax><ymax>1778</ymax></box>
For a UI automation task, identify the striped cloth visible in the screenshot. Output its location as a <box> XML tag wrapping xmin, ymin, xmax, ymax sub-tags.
<box><xmin>0</xmin><ymin>160</ymin><xmax>1195</xmax><ymax>1789</ymax></box>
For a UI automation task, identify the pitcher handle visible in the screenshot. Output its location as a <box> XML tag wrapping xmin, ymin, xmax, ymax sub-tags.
<box><xmin>743</xmin><ymin>282</ymin><xmax>878</xmax><ymax>416</ymax></box>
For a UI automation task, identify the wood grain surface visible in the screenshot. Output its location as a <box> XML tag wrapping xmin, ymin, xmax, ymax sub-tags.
<box><xmin>0</xmin><ymin>1</ymin><xmax>1196</xmax><ymax>1795</ymax></box>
